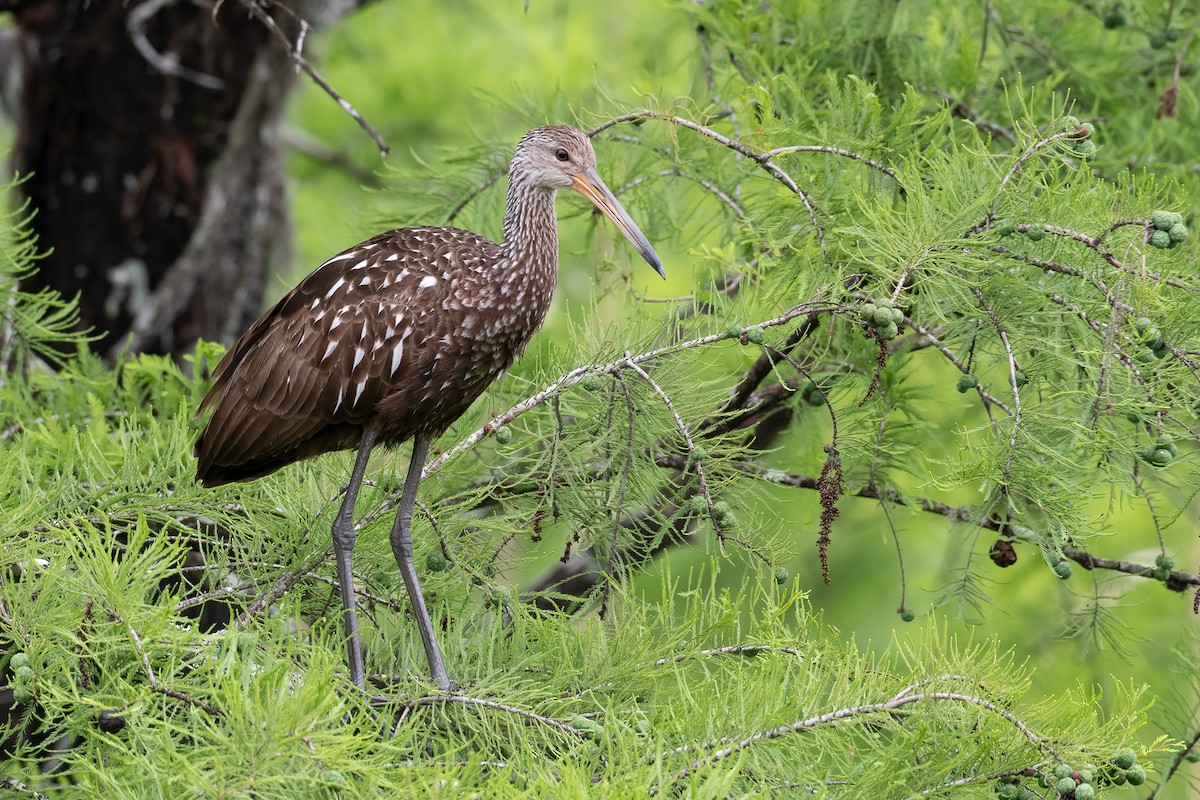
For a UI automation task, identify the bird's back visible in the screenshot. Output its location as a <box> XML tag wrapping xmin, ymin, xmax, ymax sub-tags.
<box><xmin>195</xmin><ymin>225</ymin><xmax>553</xmax><ymax>486</ymax></box>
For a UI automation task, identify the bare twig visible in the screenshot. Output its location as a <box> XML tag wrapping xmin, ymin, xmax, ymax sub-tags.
<box><xmin>375</xmin><ymin>693</ymin><xmax>585</xmax><ymax>738</ymax></box>
<box><xmin>125</xmin><ymin>617</ymin><xmax>220</xmax><ymax>715</ymax></box>
<box><xmin>625</xmin><ymin>359</ymin><xmax>722</xmax><ymax>540</ymax></box>
<box><xmin>0</xmin><ymin>777</ymin><xmax>50</xmax><ymax>800</ymax></box>
<box><xmin>590</xmin><ymin>111</ymin><xmax>830</xmax><ymax>256</ymax></box>
<box><xmin>669</xmin><ymin>690</ymin><xmax>1058</xmax><ymax>787</ymax></box>
<box><xmin>764</xmin><ymin>144</ymin><xmax>904</xmax><ymax>191</ymax></box>
<box><xmin>128</xmin><ymin>0</ymin><xmax>225</xmax><ymax>90</ymax></box>
<box><xmin>236</xmin><ymin>0</ymin><xmax>389</xmax><ymax>155</ymax></box>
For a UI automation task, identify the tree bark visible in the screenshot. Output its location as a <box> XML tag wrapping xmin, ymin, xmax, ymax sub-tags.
<box><xmin>1</xmin><ymin>0</ymin><xmax>327</xmax><ymax>360</ymax></box>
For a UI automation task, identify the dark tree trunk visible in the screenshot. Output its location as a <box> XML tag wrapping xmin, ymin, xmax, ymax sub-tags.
<box><xmin>1</xmin><ymin>0</ymin><xmax>312</xmax><ymax>360</ymax></box>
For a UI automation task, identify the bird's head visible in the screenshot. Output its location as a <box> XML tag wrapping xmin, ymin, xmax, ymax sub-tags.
<box><xmin>514</xmin><ymin>124</ymin><xmax>665</xmax><ymax>278</ymax></box>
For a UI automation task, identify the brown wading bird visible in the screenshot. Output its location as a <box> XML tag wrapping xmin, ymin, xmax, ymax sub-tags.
<box><xmin>194</xmin><ymin>125</ymin><xmax>664</xmax><ymax>689</ymax></box>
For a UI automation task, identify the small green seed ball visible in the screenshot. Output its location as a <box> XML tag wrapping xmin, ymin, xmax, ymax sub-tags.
<box><xmin>1167</xmin><ymin>211</ymin><xmax>1184</xmax><ymax>226</ymax></box>
<box><xmin>878</xmin><ymin>322</ymin><xmax>899</xmax><ymax>340</ymax></box>
<box><xmin>1073</xmin><ymin>140</ymin><xmax>1096</xmax><ymax>158</ymax></box>
<box><xmin>1134</xmin><ymin>316</ymin><xmax>1152</xmax><ymax>334</ymax></box>
<box><xmin>1149</xmin><ymin>31</ymin><xmax>1169</xmax><ymax>48</ymax></box>
<box><xmin>996</xmin><ymin>783</ymin><xmax>1018</xmax><ymax>800</ymax></box>
<box><xmin>1113</xmin><ymin>749</ymin><xmax>1136</xmax><ymax>769</ymax></box>
<box><xmin>872</xmin><ymin>307</ymin><xmax>895</xmax><ymax>327</ymax></box>
<box><xmin>581</xmin><ymin>372</ymin><xmax>604</xmax><ymax>392</ymax></box>
<box><xmin>890</xmin><ymin>307</ymin><xmax>904</xmax><ymax>325</ymax></box>
<box><xmin>1149</xmin><ymin>229</ymin><xmax>1172</xmax><ymax>249</ymax></box>
<box><xmin>994</xmin><ymin>219</ymin><xmax>1016</xmax><ymax>236</ymax></box>
<box><xmin>1077</xmin><ymin>768</ymin><xmax>1093</xmax><ymax>785</ymax></box>
<box><xmin>1141</xmin><ymin>325</ymin><xmax>1162</xmax><ymax>345</ymax></box>
<box><xmin>1186</xmin><ymin>750</ymin><xmax>1200</xmax><ymax>763</ymax></box>
<box><xmin>711</xmin><ymin>500</ymin><xmax>736</xmax><ymax>528</ymax></box>
<box><xmin>570</xmin><ymin>715</ymin><xmax>603</xmax><ymax>735</ymax></box>
<box><xmin>1103</xmin><ymin>8</ymin><xmax>1126</xmax><ymax>28</ymax></box>
<box><xmin>1125</xmin><ymin>764</ymin><xmax>1146</xmax><ymax>785</ymax></box>
<box><xmin>1053</xmin><ymin>560</ymin><xmax>1073</xmax><ymax>579</ymax></box>
<box><xmin>1153</xmin><ymin>565</ymin><xmax>1171</xmax><ymax>581</ymax></box>
<box><xmin>10</xmin><ymin>652</ymin><xmax>29</xmax><ymax>669</ymax></box>
<box><xmin>725</xmin><ymin>323</ymin><xmax>743</xmax><ymax>339</ymax></box>
<box><xmin>1065</xmin><ymin>116</ymin><xmax>1081</xmax><ymax>129</ymax></box>
<box><xmin>1015</xmin><ymin>788</ymin><xmax>1037</xmax><ymax>800</ymax></box>
<box><xmin>1167</xmin><ymin>27</ymin><xmax>1180</xmax><ymax>41</ymax></box>
<box><xmin>875</xmin><ymin>297</ymin><xmax>894</xmax><ymax>309</ymax></box>
<box><xmin>686</xmin><ymin>495</ymin><xmax>707</xmax><ymax>516</ymax></box>
<box><xmin>1055</xmin><ymin>777</ymin><xmax>1077</xmax><ymax>795</ymax></box>
<box><xmin>803</xmin><ymin>383</ymin><xmax>825</xmax><ymax>405</ymax></box>
<box><xmin>1151</xmin><ymin>210</ymin><xmax>1176</xmax><ymax>231</ymax></box>
<box><xmin>487</xmin><ymin>586</ymin><xmax>513</xmax><ymax>608</ymax></box>
<box><xmin>1168</xmin><ymin>223</ymin><xmax>1188</xmax><ymax>243</ymax></box>
<box><xmin>859</xmin><ymin>303</ymin><xmax>878</xmax><ymax>322</ymax></box>
<box><xmin>746</xmin><ymin>326</ymin><xmax>765</xmax><ymax>345</ymax></box>
<box><xmin>425</xmin><ymin>551</ymin><xmax>447</xmax><ymax>573</ymax></box>
<box><xmin>773</xmin><ymin>566</ymin><xmax>790</xmax><ymax>585</ymax></box>
<box><xmin>1073</xmin><ymin>784</ymin><xmax>1095</xmax><ymax>800</ymax></box>
<box><xmin>689</xmin><ymin>445</ymin><xmax>708</xmax><ymax>463</ymax></box>
<box><xmin>1150</xmin><ymin>447</ymin><xmax>1173</xmax><ymax>467</ymax></box>
<box><xmin>900</xmin><ymin>608</ymin><xmax>915</xmax><ymax>622</ymax></box>
<box><xmin>1136</xmin><ymin>348</ymin><xmax>1157</xmax><ymax>364</ymax></box>
<box><xmin>1158</xmin><ymin>553</ymin><xmax>1179</xmax><ymax>570</ymax></box>
<box><xmin>14</xmin><ymin>665</ymin><xmax>34</xmax><ymax>683</ymax></box>
<box><xmin>1013</xmin><ymin>370</ymin><xmax>1027</xmax><ymax>388</ymax></box>
<box><xmin>11</xmin><ymin>685</ymin><xmax>33</xmax><ymax>705</ymax></box>
<box><xmin>956</xmin><ymin>373</ymin><xmax>979</xmax><ymax>393</ymax></box>
<box><xmin>493</xmin><ymin>425</ymin><xmax>512</xmax><ymax>445</ymax></box>
<box><xmin>1025</xmin><ymin>223</ymin><xmax>1046</xmax><ymax>241</ymax></box>
<box><xmin>1153</xmin><ymin>343</ymin><xmax>1169</xmax><ymax>359</ymax></box>
<box><xmin>1109</xmin><ymin>769</ymin><xmax>1127</xmax><ymax>784</ymax></box>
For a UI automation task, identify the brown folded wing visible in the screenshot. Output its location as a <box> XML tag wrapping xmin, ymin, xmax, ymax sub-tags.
<box><xmin>194</xmin><ymin>228</ymin><xmax>496</xmax><ymax>486</ymax></box>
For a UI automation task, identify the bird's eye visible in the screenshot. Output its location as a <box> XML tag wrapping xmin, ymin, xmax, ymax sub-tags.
<box><xmin>555</xmin><ymin>148</ymin><xmax>570</xmax><ymax>162</ymax></box>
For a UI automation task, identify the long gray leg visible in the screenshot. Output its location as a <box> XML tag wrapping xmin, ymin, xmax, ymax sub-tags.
<box><xmin>390</xmin><ymin>432</ymin><xmax>453</xmax><ymax>690</ymax></box>
<box><xmin>332</xmin><ymin>428</ymin><xmax>378</xmax><ymax>688</ymax></box>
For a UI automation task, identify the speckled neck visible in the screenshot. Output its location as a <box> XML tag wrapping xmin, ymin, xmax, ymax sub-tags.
<box><xmin>499</xmin><ymin>167</ymin><xmax>560</xmax><ymax>287</ymax></box>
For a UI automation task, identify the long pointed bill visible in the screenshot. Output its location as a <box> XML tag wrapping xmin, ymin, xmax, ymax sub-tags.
<box><xmin>569</xmin><ymin>168</ymin><xmax>666</xmax><ymax>279</ymax></box>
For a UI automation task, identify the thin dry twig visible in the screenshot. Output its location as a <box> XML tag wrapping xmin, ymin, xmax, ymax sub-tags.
<box><xmin>128</xmin><ymin>0</ymin><xmax>225</xmax><ymax>90</ymax></box>
<box><xmin>590</xmin><ymin>111</ymin><xmax>832</xmax><ymax>256</ymax></box>
<box><xmin>669</xmin><ymin>690</ymin><xmax>1059</xmax><ymax>786</ymax></box>
<box><xmin>125</xmin><ymin>617</ymin><xmax>220</xmax><ymax>715</ymax></box>
<box><xmin>236</xmin><ymin>0</ymin><xmax>389</xmax><ymax>155</ymax></box>
<box><xmin>374</xmin><ymin>693</ymin><xmax>585</xmax><ymax>739</ymax></box>
<box><xmin>625</xmin><ymin>358</ymin><xmax>722</xmax><ymax>540</ymax></box>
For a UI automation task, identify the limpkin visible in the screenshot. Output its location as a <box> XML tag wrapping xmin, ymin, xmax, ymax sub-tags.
<box><xmin>194</xmin><ymin>125</ymin><xmax>664</xmax><ymax>689</ymax></box>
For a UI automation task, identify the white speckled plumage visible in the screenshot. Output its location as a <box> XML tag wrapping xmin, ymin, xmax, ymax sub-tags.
<box><xmin>195</xmin><ymin>125</ymin><xmax>661</xmax><ymax>486</ymax></box>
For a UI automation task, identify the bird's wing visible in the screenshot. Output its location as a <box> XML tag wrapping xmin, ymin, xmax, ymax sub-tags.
<box><xmin>194</xmin><ymin>227</ymin><xmax>500</xmax><ymax>481</ymax></box>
